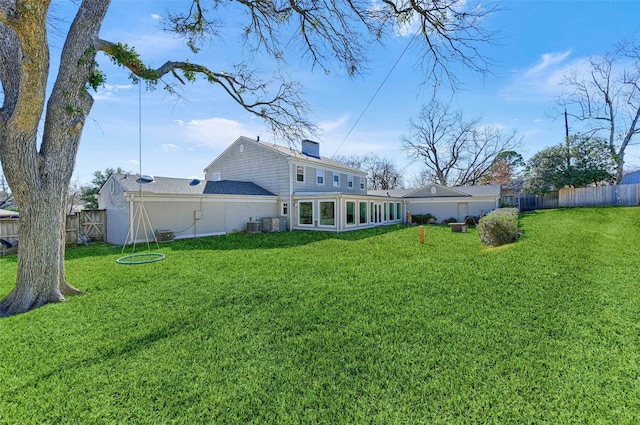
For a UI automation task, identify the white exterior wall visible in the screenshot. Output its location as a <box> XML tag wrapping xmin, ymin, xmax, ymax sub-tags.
<box><xmin>105</xmin><ymin>193</ymin><xmax>278</xmax><ymax>245</ymax></box>
<box><xmin>406</xmin><ymin>197</ymin><xmax>498</xmax><ymax>222</ymax></box>
<box><xmin>98</xmin><ymin>178</ymin><xmax>131</xmax><ymax>245</ymax></box>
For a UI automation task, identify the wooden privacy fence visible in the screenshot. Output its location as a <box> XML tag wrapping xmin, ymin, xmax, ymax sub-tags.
<box><xmin>0</xmin><ymin>209</ymin><xmax>106</xmax><ymax>254</ymax></box>
<box><xmin>66</xmin><ymin>209</ymin><xmax>106</xmax><ymax>245</ymax></box>
<box><xmin>519</xmin><ymin>184</ymin><xmax>640</xmax><ymax>212</ymax></box>
<box><xmin>519</xmin><ymin>191</ymin><xmax>559</xmax><ymax>212</ymax></box>
<box><xmin>559</xmin><ymin>184</ymin><xmax>640</xmax><ymax>207</ymax></box>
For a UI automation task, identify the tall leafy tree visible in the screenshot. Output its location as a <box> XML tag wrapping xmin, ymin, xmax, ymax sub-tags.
<box><xmin>0</xmin><ymin>0</ymin><xmax>498</xmax><ymax>316</ymax></box>
<box><xmin>523</xmin><ymin>134</ymin><xmax>616</xmax><ymax>195</ymax></box>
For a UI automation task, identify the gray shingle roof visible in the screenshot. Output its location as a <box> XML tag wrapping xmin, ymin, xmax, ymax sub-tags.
<box><xmin>368</xmin><ymin>189</ymin><xmax>415</xmax><ymax>197</ymax></box>
<box><xmin>370</xmin><ymin>184</ymin><xmax>501</xmax><ymax>198</ymax></box>
<box><xmin>111</xmin><ymin>174</ymin><xmax>275</xmax><ymax>196</ymax></box>
<box><xmin>203</xmin><ymin>180</ymin><xmax>275</xmax><ymax>196</ymax></box>
<box><xmin>453</xmin><ymin>185</ymin><xmax>501</xmax><ymax>196</ymax></box>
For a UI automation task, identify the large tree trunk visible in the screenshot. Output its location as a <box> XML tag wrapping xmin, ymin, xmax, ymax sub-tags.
<box><xmin>0</xmin><ymin>1</ymin><xmax>110</xmax><ymax>316</ymax></box>
<box><xmin>0</xmin><ymin>187</ymin><xmax>80</xmax><ymax>316</ymax></box>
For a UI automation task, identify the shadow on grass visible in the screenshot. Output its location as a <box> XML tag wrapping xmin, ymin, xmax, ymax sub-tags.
<box><xmin>8</xmin><ymin>316</ymin><xmax>193</xmax><ymax>396</ymax></box>
<box><xmin>63</xmin><ymin>224</ymin><xmax>407</xmax><ymax>260</ymax></box>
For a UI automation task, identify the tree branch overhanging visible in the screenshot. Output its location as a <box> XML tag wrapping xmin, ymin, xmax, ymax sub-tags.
<box><xmin>96</xmin><ymin>39</ymin><xmax>317</xmax><ymax>141</ymax></box>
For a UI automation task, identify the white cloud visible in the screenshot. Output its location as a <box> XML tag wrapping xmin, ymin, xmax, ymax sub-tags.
<box><xmin>499</xmin><ymin>50</ymin><xmax>578</xmax><ymax>102</ymax></box>
<box><xmin>319</xmin><ymin>114</ymin><xmax>350</xmax><ymax>133</ymax></box>
<box><xmin>150</xmin><ymin>14</ymin><xmax>162</xmax><ymax>20</ymax></box>
<box><xmin>92</xmin><ymin>84</ymin><xmax>134</xmax><ymax>101</ymax></box>
<box><xmin>161</xmin><ymin>143</ymin><xmax>180</xmax><ymax>152</ymax></box>
<box><xmin>523</xmin><ymin>50</ymin><xmax>572</xmax><ymax>78</ymax></box>
<box><xmin>177</xmin><ymin>117</ymin><xmax>263</xmax><ymax>148</ymax></box>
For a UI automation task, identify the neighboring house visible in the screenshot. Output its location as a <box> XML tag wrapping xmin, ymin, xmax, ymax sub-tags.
<box><xmin>371</xmin><ymin>184</ymin><xmax>501</xmax><ymax>222</ymax></box>
<box><xmin>621</xmin><ymin>170</ymin><xmax>640</xmax><ymax>185</ymax></box>
<box><xmin>98</xmin><ymin>174</ymin><xmax>278</xmax><ymax>245</ymax></box>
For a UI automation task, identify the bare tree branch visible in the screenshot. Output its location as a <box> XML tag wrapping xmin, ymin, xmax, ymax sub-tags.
<box><xmin>402</xmin><ymin>95</ymin><xmax>520</xmax><ymax>186</ymax></box>
<box><xmin>557</xmin><ymin>41</ymin><xmax>640</xmax><ymax>183</ymax></box>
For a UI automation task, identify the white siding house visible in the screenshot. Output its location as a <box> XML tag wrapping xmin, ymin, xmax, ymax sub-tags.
<box><xmin>202</xmin><ymin>136</ymin><xmax>397</xmax><ymax>232</ymax></box>
<box><xmin>371</xmin><ymin>184</ymin><xmax>501</xmax><ymax>222</ymax></box>
<box><xmin>98</xmin><ymin>136</ymin><xmax>503</xmax><ymax>243</ymax></box>
<box><xmin>98</xmin><ymin>174</ymin><xmax>278</xmax><ymax>245</ymax></box>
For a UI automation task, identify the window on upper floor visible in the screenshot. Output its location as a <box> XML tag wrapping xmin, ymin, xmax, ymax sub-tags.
<box><xmin>360</xmin><ymin>177</ymin><xmax>366</xmax><ymax>190</ymax></box>
<box><xmin>317</xmin><ymin>169</ymin><xmax>324</xmax><ymax>185</ymax></box>
<box><xmin>296</xmin><ymin>166</ymin><xmax>304</xmax><ymax>182</ymax></box>
<box><xmin>348</xmin><ymin>175</ymin><xmax>354</xmax><ymax>188</ymax></box>
<box><xmin>333</xmin><ymin>172</ymin><xmax>339</xmax><ymax>187</ymax></box>
<box><xmin>212</xmin><ymin>172</ymin><xmax>221</xmax><ymax>182</ymax></box>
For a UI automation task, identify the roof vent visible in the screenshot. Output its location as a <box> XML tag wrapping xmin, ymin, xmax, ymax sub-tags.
<box><xmin>136</xmin><ymin>175</ymin><xmax>154</xmax><ymax>184</ymax></box>
<box><xmin>189</xmin><ymin>178</ymin><xmax>201</xmax><ymax>186</ymax></box>
<box><xmin>301</xmin><ymin>139</ymin><xmax>320</xmax><ymax>159</ymax></box>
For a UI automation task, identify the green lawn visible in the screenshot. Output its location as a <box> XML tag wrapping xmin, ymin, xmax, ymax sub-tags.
<box><xmin>1</xmin><ymin>207</ymin><xmax>639</xmax><ymax>424</ymax></box>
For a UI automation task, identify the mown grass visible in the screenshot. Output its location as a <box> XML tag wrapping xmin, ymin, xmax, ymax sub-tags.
<box><xmin>1</xmin><ymin>207</ymin><xmax>639</xmax><ymax>424</ymax></box>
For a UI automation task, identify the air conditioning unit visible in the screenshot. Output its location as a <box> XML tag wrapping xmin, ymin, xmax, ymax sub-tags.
<box><xmin>261</xmin><ymin>217</ymin><xmax>280</xmax><ymax>233</ymax></box>
<box><xmin>155</xmin><ymin>230</ymin><xmax>174</xmax><ymax>242</ymax></box>
<box><xmin>246</xmin><ymin>222</ymin><xmax>261</xmax><ymax>233</ymax></box>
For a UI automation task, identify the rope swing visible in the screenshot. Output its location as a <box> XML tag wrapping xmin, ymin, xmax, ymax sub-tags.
<box><xmin>116</xmin><ymin>82</ymin><xmax>165</xmax><ymax>265</ymax></box>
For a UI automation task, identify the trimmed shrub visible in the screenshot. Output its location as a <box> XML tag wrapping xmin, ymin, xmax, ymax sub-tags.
<box><xmin>442</xmin><ymin>217</ymin><xmax>458</xmax><ymax>225</ymax></box>
<box><xmin>477</xmin><ymin>208</ymin><xmax>520</xmax><ymax>247</ymax></box>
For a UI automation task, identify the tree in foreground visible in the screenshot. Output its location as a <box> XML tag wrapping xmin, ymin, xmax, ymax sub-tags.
<box><xmin>558</xmin><ymin>40</ymin><xmax>640</xmax><ymax>183</ymax></box>
<box><xmin>523</xmin><ymin>134</ymin><xmax>616</xmax><ymax>195</ymax></box>
<box><xmin>402</xmin><ymin>95</ymin><xmax>521</xmax><ymax>186</ymax></box>
<box><xmin>0</xmin><ymin>0</ymin><xmax>498</xmax><ymax>316</ymax></box>
<box><xmin>333</xmin><ymin>154</ymin><xmax>403</xmax><ymax>190</ymax></box>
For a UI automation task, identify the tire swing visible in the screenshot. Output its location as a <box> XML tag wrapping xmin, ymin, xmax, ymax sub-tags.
<box><xmin>117</xmin><ymin>83</ymin><xmax>165</xmax><ymax>265</ymax></box>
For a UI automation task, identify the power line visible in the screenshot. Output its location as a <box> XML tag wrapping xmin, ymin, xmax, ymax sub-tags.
<box><xmin>332</xmin><ymin>28</ymin><xmax>421</xmax><ymax>157</ymax></box>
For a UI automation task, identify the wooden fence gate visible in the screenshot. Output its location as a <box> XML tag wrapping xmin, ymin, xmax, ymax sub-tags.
<box><xmin>1</xmin><ymin>209</ymin><xmax>106</xmax><ymax>254</ymax></box>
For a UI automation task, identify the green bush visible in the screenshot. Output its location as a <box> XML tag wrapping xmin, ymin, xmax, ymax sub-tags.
<box><xmin>412</xmin><ymin>213</ymin><xmax>436</xmax><ymax>224</ymax></box>
<box><xmin>477</xmin><ymin>208</ymin><xmax>520</xmax><ymax>247</ymax></box>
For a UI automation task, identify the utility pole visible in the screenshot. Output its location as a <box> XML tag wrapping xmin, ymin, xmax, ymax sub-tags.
<box><xmin>564</xmin><ymin>109</ymin><xmax>571</xmax><ymax>169</ymax></box>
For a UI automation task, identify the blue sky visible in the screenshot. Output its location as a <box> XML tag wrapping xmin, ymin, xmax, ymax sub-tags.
<box><xmin>55</xmin><ymin>0</ymin><xmax>640</xmax><ymax>185</ymax></box>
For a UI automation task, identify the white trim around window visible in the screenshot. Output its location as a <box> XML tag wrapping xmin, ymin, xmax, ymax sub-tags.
<box><xmin>297</xmin><ymin>200</ymin><xmax>313</xmax><ymax>226</ymax></box>
<box><xmin>346</xmin><ymin>201</ymin><xmax>356</xmax><ymax>226</ymax></box>
<box><xmin>316</xmin><ymin>169</ymin><xmax>324</xmax><ymax>185</ymax></box>
<box><xmin>347</xmin><ymin>175</ymin><xmax>354</xmax><ymax>188</ymax></box>
<box><xmin>333</xmin><ymin>172</ymin><xmax>340</xmax><ymax>187</ymax></box>
<box><xmin>319</xmin><ymin>200</ymin><xmax>336</xmax><ymax>227</ymax></box>
<box><xmin>296</xmin><ymin>165</ymin><xmax>305</xmax><ymax>183</ymax></box>
<box><xmin>359</xmin><ymin>201</ymin><xmax>368</xmax><ymax>224</ymax></box>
